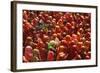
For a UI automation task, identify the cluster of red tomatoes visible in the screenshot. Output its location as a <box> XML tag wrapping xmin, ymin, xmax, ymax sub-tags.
<box><xmin>23</xmin><ymin>10</ymin><xmax>91</xmax><ymax>62</ymax></box>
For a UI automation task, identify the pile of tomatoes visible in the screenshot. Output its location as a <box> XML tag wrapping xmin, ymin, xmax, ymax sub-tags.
<box><xmin>23</xmin><ymin>10</ymin><xmax>91</xmax><ymax>62</ymax></box>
